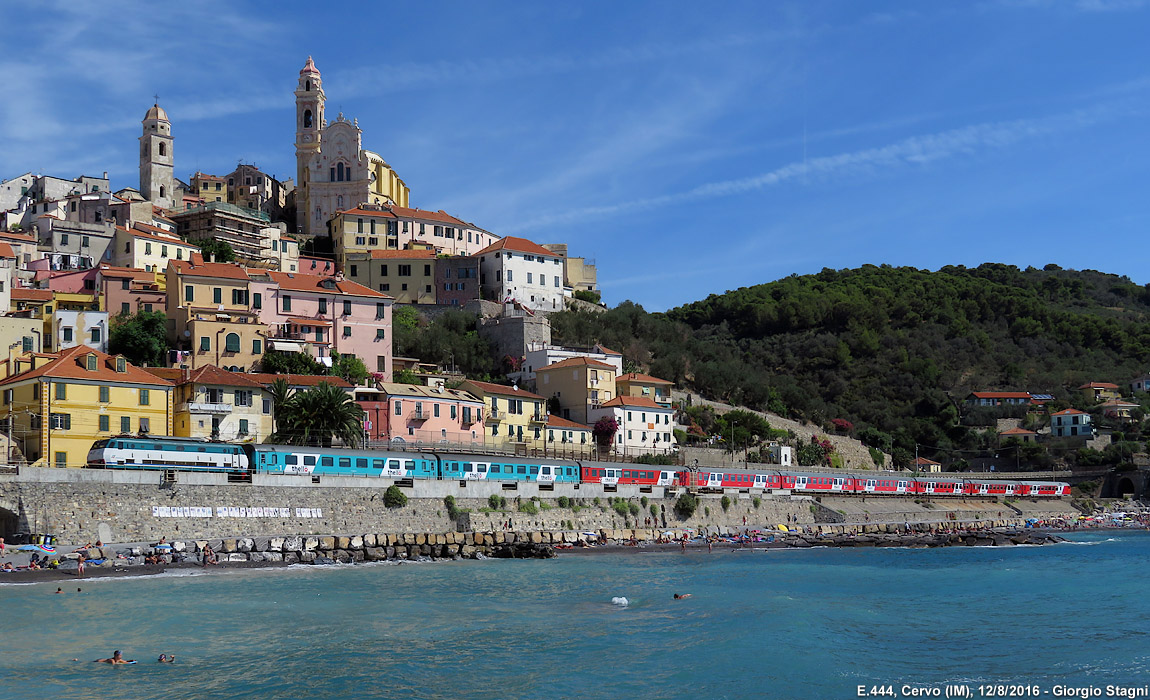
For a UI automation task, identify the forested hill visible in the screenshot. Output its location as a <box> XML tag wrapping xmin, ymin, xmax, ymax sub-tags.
<box><xmin>550</xmin><ymin>263</ymin><xmax>1150</xmax><ymax>464</ymax></box>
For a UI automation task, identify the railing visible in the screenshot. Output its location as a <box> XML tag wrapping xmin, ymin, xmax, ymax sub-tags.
<box><xmin>487</xmin><ymin>408</ymin><xmax>504</xmax><ymax>421</ymax></box>
<box><xmin>528</xmin><ymin>412</ymin><xmax>546</xmax><ymax>424</ymax></box>
<box><xmin>182</xmin><ymin>402</ymin><xmax>231</xmax><ymax>414</ymax></box>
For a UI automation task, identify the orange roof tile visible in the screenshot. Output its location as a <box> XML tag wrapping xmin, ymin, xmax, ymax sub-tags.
<box><xmin>537</xmin><ymin>357</ymin><xmax>616</xmax><ymax>372</ymax></box>
<box><xmin>969</xmin><ymin>391</ymin><xmax>1032</xmax><ymax>399</ymax></box>
<box><xmin>460</xmin><ymin>379</ymin><xmax>544</xmax><ymax>400</ymax></box>
<box><xmin>474</xmin><ymin>236</ymin><xmax>555</xmax><ymax>258</ymax></box>
<box><xmin>0</xmin><ymin>346</ymin><xmax>173</xmax><ymax>388</ymax></box>
<box><xmin>0</xmin><ymin>232</ymin><xmax>36</xmax><ymax>243</ymax></box>
<box><xmin>599</xmin><ymin>396</ymin><xmax>667</xmax><ymax>410</ymax></box>
<box><xmin>367</xmin><ymin>249</ymin><xmax>437</xmax><ymax>259</ymax></box>
<box><xmin>617</xmin><ymin>372</ymin><xmax>672</xmax><ymax>385</ymax></box>
<box><xmin>913</xmin><ymin>456</ymin><xmax>942</xmax><ymax>465</ymax></box>
<box><xmin>119</xmin><ymin>225</ymin><xmax>196</xmax><ymax>247</ymax></box>
<box><xmin>265</xmin><ymin>271</ymin><xmax>387</xmax><ymax>298</ymax></box>
<box><xmin>146</xmin><ymin>365</ymin><xmax>265</xmax><ymax>388</ymax></box>
<box><xmin>0</xmin><ymin>242</ymin><xmax>14</xmax><ymax>258</ymax></box>
<box><xmin>11</xmin><ymin>288</ymin><xmax>52</xmax><ymax>302</ymax></box>
<box><xmin>594</xmin><ymin>344</ymin><xmax>622</xmax><ymax>356</ymax></box>
<box><xmin>387</xmin><ymin>206</ymin><xmax>468</xmax><ymax>226</ymax></box>
<box><xmin>97</xmin><ymin>265</ymin><xmax>155</xmax><ymax>281</ymax></box>
<box><xmin>169</xmin><ymin>257</ymin><xmax>251</xmax><ymax>282</ymax></box>
<box><xmin>1079</xmin><ymin>382</ymin><xmax>1119</xmax><ymax>389</ymax></box>
<box><xmin>1051</xmin><ymin>408</ymin><xmax>1087</xmax><ymax>416</ymax></box>
<box><xmin>999</xmin><ymin>427</ymin><xmax>1038</xmax><ymax>435</ymax></box>
<box><xmin>336</xmin><ymin>207</ymin><xmax>398</xmax><ymax>219</ymax></box>
<box><xmin>546</xmin><ymin>414</ymin><xmax>591</xmax><ymax>430</ymax></box>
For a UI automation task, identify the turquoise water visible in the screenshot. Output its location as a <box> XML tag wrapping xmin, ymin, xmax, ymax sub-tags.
<box><xmin>1</xmin><ymin>531</ymin><xmax>1148</xmax><ymax>700</ymax></box>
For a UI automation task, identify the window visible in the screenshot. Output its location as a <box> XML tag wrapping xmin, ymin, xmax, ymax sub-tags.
<box><xmin>394</xmin><ymin>401</ymin><xmax>402</xmax><ymax>416</ymax></box>
<box><xmin>199</xmin><ymin>336</ymin><xmax>210</xmax><ymax>351</ymax></box>
<box><xmin>82</xmin><ymin>235</ymin><xmax>90</xmax><ymax>248</ymax></box>
<box><xmin>116</xmin><ymin>357</ymin><xmax>126</xmax><ymax>373</ymax></box>
<box><xmin>398</xmin><ymin>265</ymin><xmax>411</xmax><ymax>276</ymax></box>
<box><xmin>50</xmin><ymin>413</ymin><xmax>72</xmax><ymax>430</ymax></box>
<box><xmin>185</xmin><ymin>285</ymin><xmax>194</xmax><ymax>302</ymax></box>
<box><xmin>424</xmin><ymin>264</ymin><xmax>431</xmax><ymax>277</ymax></box>
<box><xmin>91</xmin><ymin>327</ymin><xmax>101</xmax><ymax>344</ymax></box>
<box><xmin>99</xmin><ymin>415</ymin><xmax>109</xmax><ymax>432</ymax></box>
<box><xmin>121</xmin><ymin>302</ymin><xmax>131</xmax><ymax>315</ymax></box>
<box><xmin>235</xmin><ymin>391</ymin><xmax>252</xmax><ymax>407</ymax></box>
<box><xmin>232</xmin><ymin>289</ymin><xmax>248</xmax><ymax>305</ymax></box>
<box><xmin>527</xmin><ymin>272</ymin><xmax>533</xmax><ymax>284</ymax></box>
<box><xmin>213</xmin><ymin>287</ymin><xmax>222</xmax><ymax>304</ymax></box>
<box><xmin>139</xmin><ymin>417</ymin><xmax>150</xmax><ymax>433</ymax></box>
<box><xmin>355</xmin><ymin>236</ymin><xmax>365</xmax><ymax>246</ymax></box>
<box><xmin>99</xmin><ymin>386</ymin><xmax>110</xmax><ymax>403</ymax></box>
<box><xmin>375</xmin><ymin>328</ymin><xmax>386</xmax><ymax>340</ymax></box>
<box><xmin>433</xmin><ymin>404</ymin><xmax>440</xmax><ymax>418</ymax></box>
<box><xmin>375</xmin><ymin>302</ymin><xmax>387</xmax><ymax>319</ymax></box>
<box><xmin>252</xmin><ymin>339</ymin><xmax>262</xmax><ymax>355</ymax></box>
<box><xmin>506</xmin><ymin>270</ymin><xmax>513</xmax><ymax>282</ymax></box>
<box><xmin>121</xmin><ymin>416</ymin><xmax>131</xmax><ymax>433</ymax></box>
<box><xmin>282</xmin><ymin>295</ymin><xmax>291</xmax><ymax>312</ymax></box>
<box><xmin>62</xmin><ymin>234</ymin><xmax>70</xmax><ymax>246</ymax></box>
<box><xmin>145</xmin><ymin>242</ymin><xmax>152</xmax><ymax>255</ymax></box>
<box><xmin>554</xmin><ymin>276</ymin><xmax>560</xmax><ymax>287</ymax></box>
<box><xmin>343</xmin><ymin>300</ymin><xmax>351</xmax><ymax>315</ymax></box>
<box><xmin>55</xmin><ymin>451</ymin><xmax>67</xmax><ymax>468</ymax></box>
<box><xmin>161</xmin><ymin>245</ymin><xmax>168</xmax><ymax>258</ymax></box>
<box><xmin>62</xmin><ymin>327</ymin><xmax>73</xmax><ymax>343</ymax></box>
<box><xmin>22</xmin><ymin>336</ymin><xmax>32</xmax><ymax>353</ymax></box>
<box><xmin>55</xmin><ymin>383</ymin><xmax>67</xmax><ymax>400</ymax></box>
<box><xmin>304</xmin><ymin>109</ymin><xmax>313</xmax><ymax>128</ymax></box>
<box><xmin>350</xmin><ymin>265</ymin><xmax>358</xmax><ymax>277</ymax></box>
<box><xmin>380</xmin><ymin>264</ymin><xmax>388</xmax><ymax>276</ymax></box>
<box><xmin>225</xmin><ymin>333</ymin><xmax>240</xmax><ymax>352</ymax></box>
<box><xmin>368</xmin><ymin>237</ymin><xmax>377</xmax><ymax>246</ymax></box>
<box><xmin>239</xmin><ymin>419</ymin><xmax>249</xmax><ymax>436</ymax></box>
<box><xmin>139</xmin><ymin>389</ymin><xmax>150</xmax><ymax>406</ymax></box>
<box><xmin>381</xmin><ymin>284</ymin><xmax>390</xmax><ymax>292</ymax></box>
<box><xmin>343</xmin><ymin>326</ymin><xmax>351</xmax><ymax>338</ymax></box>
<box><xmin>252</xmin><ymin>293</ymin><xmax>262</xmax><ymax>309</ymax></box>
<box><xmin>318</xmin><ymin>298</ymin><xmax>327</xmax><ymax>314</ymax></box>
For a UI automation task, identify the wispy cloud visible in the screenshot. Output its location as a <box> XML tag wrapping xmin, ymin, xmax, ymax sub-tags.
<box><xmin>502</xmin><ymin>101</ymin><xmax>1142</xmax><ymax>234</ymax></box>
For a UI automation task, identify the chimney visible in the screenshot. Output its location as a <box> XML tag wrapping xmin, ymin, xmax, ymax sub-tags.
<box><xmin>182</xmin><ymin>364</ymin><xmax>190</xmax><ymax>384</ymax></box>
<box><xmin>102</xmin><ymin>171</ymin><xmax>108</xmax><ymax>179</ymax></box>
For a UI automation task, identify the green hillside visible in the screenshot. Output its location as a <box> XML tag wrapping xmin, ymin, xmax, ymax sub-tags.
<box><xmin>551</xmin><ymin>263</ymin><xmax>1150</xmax><ymax>467</ymax></box>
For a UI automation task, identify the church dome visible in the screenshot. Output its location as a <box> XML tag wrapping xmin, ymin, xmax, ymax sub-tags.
<box><xmin>144</xmin><ymin>103</ymin><xmax>169</xmax><ymax>122</ymax></box>
<box><xmin>300</xmin><ymin>55</ymin><xmax>320</xmax><ymax>76</ymax></box>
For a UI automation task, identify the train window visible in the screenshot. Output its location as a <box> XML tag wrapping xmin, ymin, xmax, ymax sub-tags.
<box><xmin>373</xmin><ymin>460</ymin><xmax>384</xmax><ymax>468</ymax></box>
<box><xmin>542</xmin><ymin>467</ymin><xmax>550</xmax><ymax>475</ymax></box>
<box><xmin>321</xmin><ymin>457</ymin><xmax>334</xmax><ymax>467</ymax></box>
<box><xmin>338</xmin><ymin>458</ymin><xmax>351</xmax><ymax>468</ymax></box>
<box><xmin>304</xmin><ymin>456</ymin><xmax>317</xmax><ymax>466</ymax></box>
<box><xmin>463</xmin><ymin>464</ymin><xmax>473</xmax><ymax>472</ymax></box>
<box><xmin>567</xmin><ymin>467</ymin><xmax>574</xmax><ymax>476</ymax></box>
<box><xmin>530</xmin><ymin>466</ymin><xmax>538</xmax><ymax>475</ymax></box>
<box><xmin>490</xmin><ymin>465</ymin><xmax>501</xmax><ymax>473</ymax></box>
<box><xmin>404</xmin><ymin>461</ymin><xmax>414</xmax><ymax>470</ymax></box>
<box><xmin>285</xmin><ymin>455</ymin><xmax>298</xmax><ymax>465</ymax></box>
<box><xmin>356</xmin><ymin>459</ymin><xmax>368</xmax><ymax>468</ymax></box>
<box><xmin>517</xmin><ymin>466</ymin><xmax>526</xmax><ymax>474</ymax></box>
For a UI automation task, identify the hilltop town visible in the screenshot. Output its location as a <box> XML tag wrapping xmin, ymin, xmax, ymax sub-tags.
<box><xmin>0</xmin><ymin>57</ymin><xmax>684</xmax><ymax>469</ymax></box>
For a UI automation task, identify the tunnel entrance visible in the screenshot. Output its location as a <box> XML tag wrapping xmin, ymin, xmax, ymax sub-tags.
<box><xmin>1116</xmin><ymin>477</ymin><xmax>1138</xmax><ymax>499</ymax></box>
<box><xmin>0</xmin><ymin>507</ymin><xmax>18</xmax><ymax>542</ymax></box>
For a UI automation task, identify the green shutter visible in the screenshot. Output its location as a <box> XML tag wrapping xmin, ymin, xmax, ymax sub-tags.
<box><xmin>99</xmin><ymin>415</ymin><xmax>109</xmax><ymax>431</ymax></box>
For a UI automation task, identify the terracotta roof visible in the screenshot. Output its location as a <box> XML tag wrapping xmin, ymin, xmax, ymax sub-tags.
<box><xmin>0</xmin><ymin>242</ymin><xmax>14</xmax><ymax>258</ymax></box>
<box><xmin>299</xmin><ymin>257</ymin><xmax>336</xmax><ymax>273</ymax></box>
<box><xmin>386</xmin><ymin>206</ymin><xmax>467</xmax><ymax>226</ymax></box>
<box><xmin>459</xmin><ymin>379</ymin><xmax>544</xmax><ymax>400</ymax></box>
<box><xmin>245</xmin><ymin>373</ymin><xmax>352</xmax><ymax>389</ymax></box>
<box><xmin>969</xmin><ymin>391</ymin><xmax>1032</xmax><ymax>399</ymax></box>
<box><xmin>999</xmin><ymin>427</ymin><xmax>1037</xmax><ymax>435</ymax></box>
<box><xmin>168</xmin><ymin>257</ymin><xmax>251</xmax><ymax>282</ymax></box>
<box><xmin>336</xmin><ymin>207</ymin><xmax>397</xmax><ymax>219</ymax></box>
<box><xmin>11</xmin><ymin>288</ymin><xmax>52</xmax><ymax>302</ymax></box>
<box><xmin>119</xmin><ymin>225</ymin><xmax>196</xmax><ymax>247</ymax></box>
<box><xmin>373</xmin><ymin>383</ymin><xmax>483</xmax><ymax>402</ymax></box>
<box><xmin>1079</xmin><ymin>382</ymin><xmax>1119</xmax><ymax>389</ymax></box>
<box><xmin>474</xmin><ymin>236</ymin><xmax>555</xmax><ymax>258</ymax></box>
<box><xmin>133</xmin><ymin>222</ymin><xmax>180</xmax><ymax>237</ymax></box>
<box><xmin>265</xmin><ymin>271</ymin><xmax>387</xmax><ymax>298</ymax></box>
<box><xmin>146</xmin><ymin>365</ymin><xmax>265</xmax><ymax>388</ymax></box>
<box><xmin>97</xmin><ymin>266</ymin><xmax>155</xmax><ymax>281</ymax></box>
<box><xmin>913</xmin><ymin>456</ymin><xmax>942</xmax><ymax>465</ymax></box>
<box><xmin>617</xmin><ymin>372</ymin><xmax>672</xmax><ymax>385</ymax></box>
<box><xmin>599</xmin><ymin>396</ymin><xmax>667</xmax><ymax>410</ymax></box>
<box><xmin>1051</xmin><ymin>408</ymin><xmax>1087</xmax><ymax>416</ymax></box>
<box><xmin>367</xmin><ymin>249</ymin><xmax>437</xmax><ymax>259</ymax></box>
<box><xmin>546</xmin><ymin>414</ymin><xmax>590</xmax><ymax>430</ymax></box>
<box><xmin>1098</xmin><ymin>398</ymin><xmax>1139</xmax><ymax>407</ymax></box>
<box><xmin>594</xmin><ymin>344</ymin><xmax>622</xmax><ymax>356</ymax></box>
<box><xmin>0</xmin><ymin>232</ymin><xmax>37</xmax><ymax>243</ymax></box>
<box><xmin>537</xmin><ymin>357</ymin><xmax>616</xmax><ymax>372</ymax></box>
<box><xmin>0</xmin><ymin>346</ymin><xmax>173</xmax><ymax>388</ymax></box>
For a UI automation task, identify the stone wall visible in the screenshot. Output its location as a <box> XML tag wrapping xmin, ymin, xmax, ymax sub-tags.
<box><xmin>477</xmin><ymin>314</ymin><xmax>551</xmax><ymax>361</ymax></box>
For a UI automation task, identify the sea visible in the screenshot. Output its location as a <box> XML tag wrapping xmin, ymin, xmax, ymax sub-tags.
<box><xmin>0</xmin><ymin>530</ymin><xmax>1147</xmax><ymax>700</ymax></box>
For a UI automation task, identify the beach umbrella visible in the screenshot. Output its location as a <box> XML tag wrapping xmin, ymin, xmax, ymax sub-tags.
<box><xmin>16</xmin><ymin>544</ymin><xmax>56</xmax><ymax>554</ymax></box>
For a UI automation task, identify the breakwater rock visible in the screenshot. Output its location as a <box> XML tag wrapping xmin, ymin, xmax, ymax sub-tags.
<box><xmin>765</xmin><ymin>529</ymin><xmax>1066</xmax><ymax>549</ymax></box>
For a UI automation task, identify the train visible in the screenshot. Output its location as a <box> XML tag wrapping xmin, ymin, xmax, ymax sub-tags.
<box><xmin>86</xmin><ymin>436</ymin><xmax>1071</xmax><ymax>497</ymax></box>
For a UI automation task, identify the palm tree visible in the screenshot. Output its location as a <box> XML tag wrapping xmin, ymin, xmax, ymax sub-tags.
<box><xmin>276</xmin><ymin>381</ymin><xmax>364</xmax><ymax>448</ymax></box>
<box><xmin>268</xmin><ymin>378</ymin><xmax>295</xmax><ymax>438</ymax></box>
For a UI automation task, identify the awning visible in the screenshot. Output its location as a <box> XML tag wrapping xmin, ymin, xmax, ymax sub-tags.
<box><xmin>318</xmin><ymin>356</ymin><xmax>333</xmax><ymax>367</ymax></box>
<box><xmin>270</xmin><ymin>341</ymin><xmax>305</xmax><ymax>352</ymax></box>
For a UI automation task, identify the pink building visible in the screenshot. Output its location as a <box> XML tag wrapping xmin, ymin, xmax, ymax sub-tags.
<box><xmin>357</xmin><ymin>382</ymin><xmax>485</xmax><ymax>445</ymax></box>
<box><xmin>98</xmin><ymin>266</ymin><xmax>165</xmax><ymax>317</ymax></box>
<box><xmin>33</xmin><ymin>267</ymin><xmax>98</xmax><ymax>293</ymax></box>
<box><xmin>250</xmin><ymin>270</ymin><xmax>394</xmax><ymax>378</ymax></box>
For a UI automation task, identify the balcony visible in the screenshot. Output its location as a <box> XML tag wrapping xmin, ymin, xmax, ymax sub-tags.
<box><xmin>529</xmin><ymin>412</ymin><xmax>546</xmax><ymax>425</ymax></box>
<box><xmin>411</xmin><ymin>409</ymin><xmax>429</xmax><ymax>422</ymax></box>
<box><xmin>183</xmin><ymin>402</ymin><xmax>231</xmax><ymax>414</ymax></box>
<box><xmin>487</xmin><ymin>408</ymin><xmax>505</xmax><ymax>422</ymax></box>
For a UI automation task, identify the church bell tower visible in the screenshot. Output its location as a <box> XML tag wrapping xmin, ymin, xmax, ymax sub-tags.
<box><xmin>139</xmin><ymin>103</ymin><xmax>175</xmax><ymax>210</ymax></box>
<box><xmin>295</xmin><ymin>56</ymin><xmax>325</xmax><ymax>233</ymax></box>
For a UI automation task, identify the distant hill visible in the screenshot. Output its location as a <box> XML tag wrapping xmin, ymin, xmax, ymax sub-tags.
<box><xmin>550</xmin><ymin>263</ymin><xmax>1150</xmax><ymax>467</ymax></box>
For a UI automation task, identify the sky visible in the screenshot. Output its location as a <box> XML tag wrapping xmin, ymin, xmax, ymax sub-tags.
<box><xmin>2</xmin><ymin>1</ymin><xmax>1148</xmax><ymax>311</ymax></box>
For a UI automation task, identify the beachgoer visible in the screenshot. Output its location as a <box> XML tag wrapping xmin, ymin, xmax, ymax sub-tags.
<box><xmin>0</xmin><ymin>536</ymin><xmax>5</xmax><ymax>554</ymax></box>
<box><xmin>94</xmin><ymin>651</ymin><xmax>133</xmax><ymax>664</ymax></box>
<box><xmin>55</xmin><ymin>587</ymin><xmax>63</xmax><ymax>594</ymax></box>
<box><xmin>708</xmin><ymin>540</ymin><xmax>713</xmax><ymax>553</ymax></box>
<box><xmin>77</xmin><ymin>554</ymin><xmax>85</xmax><ymax>578</ymax></box>
<box><xmin>157</xmin><ymin>654</ymin><xmax>175</xmax><ymax>663</ymax></box>
<box><xmin>2</xmin><ymin>562</ymin><xmax>13</xmax><ymax>571</ymax></box>
<box><xmin>77</xmin><ymin>588</ymin><xmax>82</xmax><ymax>592</ymax></box>
<box><xmin>673</xmin><ymin>593</ymin><xmax>692</xmax><ymax>599</ymax></box>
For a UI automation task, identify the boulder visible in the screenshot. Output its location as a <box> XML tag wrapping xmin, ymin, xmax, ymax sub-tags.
<box><xmin>172</xmin><ymin>541</ymin><xmax>187</xmax><ymax>553</ymax></box>
<box><xmin>238</xmin><ymin>538</ymin><xmax>254</xmax><ymax>553</ymax></box>
<box><xmin>283</xmin><ymin>553</ymin><xmax>300</xmax><ymax>565</ymax></box>
<box><xmin>332</xmin><ymin>550</ymin><xmax>351</xmax><ymax>563</ymax></box>
<box><xmin>319</xmin><ymin>536</ymin><xmax>336</xmax><ymax>551</ymax></box>
<box><xmin>284</xmin><ymin>536</ymin><xmax>303</xmax><ymax>552</ymax></box>
<box><xmin>337</xmin><ymin>536</ymin><xmax>351</xmax><ymax>550</ymax></box>
<box><xmin>227</xmin><ymin>552</ymin><xmax>248</xmax><ymax>562</ymax></box>
<box><xmin>299</xmin><ymin>551</ymin><xmax>316</xmax><ymax>563</ymax></box>
<box><xmin>362</xmin><ymin>534</ymin><xmax>375</xmax><ymax>548</ymax></box>
<box><xmin>248</xmin><ymin>552</ymin><xmax>266</xmax><ymax>563</ymax></box>
<box><xmin>221</xmin><ymin>540</ymin><xmax>237</xmax><ymax>553</ymax></box>
<box><xmin>364</xmin><ymin>547</ymin><xmax>387</xmax><ymax>562</ymax></box>
<box><xmin>268</xmin><ymin>538</ymin><xmax>284</xmax><ymax>552</ymax></box>
<box><xmin>253</xmin><ymin>537</ymin><xmax>270</xmax><ymax>552</ymax></box>
<box><xmin>263</xmin><ymin>552</ymin><xmax>284</xmax><ymax>562</ymax></box>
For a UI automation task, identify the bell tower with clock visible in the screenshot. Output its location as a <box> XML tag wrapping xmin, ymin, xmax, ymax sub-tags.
<box><xmin>295</xmin><ymin>56</ymin><xmax>325</xmax><ymax>232</ymax></box>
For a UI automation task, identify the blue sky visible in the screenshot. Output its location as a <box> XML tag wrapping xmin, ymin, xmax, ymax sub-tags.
<box><xmin>2</xmin><ymin>1</ymin><xmax>1149</xmax><ymax>310</ymax></box>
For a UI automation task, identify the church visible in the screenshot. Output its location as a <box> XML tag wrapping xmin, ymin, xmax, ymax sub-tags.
<box><xmin>293</xmin><ymin>56</ymin><xmax>410</xmax><ymax>236</ymax></box>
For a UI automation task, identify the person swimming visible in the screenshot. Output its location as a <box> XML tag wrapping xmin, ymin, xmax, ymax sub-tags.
<box><xmin>157</xmin><ymin>654</ymin><xmax>175</xmax><ymax>663</ymax></box>
<box><xmin>673</xmin><ymin>593</ymin><xmax>692</xmax><ymax>599</ymax></box>
<box><xmin>94</xmin><ymin>651</ymin><xmax>134</xmax><ymax>664</ymax></box>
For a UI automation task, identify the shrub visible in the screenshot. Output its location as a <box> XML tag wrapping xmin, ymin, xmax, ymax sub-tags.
<box><xmin>868</xmin><ymin>447</ymin><xmax>885</xmax><ymax>468</ymax></box>
<box><xmin>634</xmin><ymin>453</ymin><xmax>677</xmax><ymax>465</ymax></box>
<box><xmin>753</xmin><ymin>497</ymin><xmax>762</xmax><ymax>509</ymax></box>
<box><xmin>673</xmin><ymin>493</ymin><xmax>698</xmax><ymax>520</ymax></box>
<box><xmin>593</xmin><ymin>497</ymin><xmax>601</xmax><ymax>506</ymax></box>
<box><xmin>444</xmin><ymin>495</ymin><xmax>459</xmax><ymax>520</ymax></box>
<box><xmin>720</xmin><ymin>495</ymin><xmax>732</xmax><ymax>512</ymax></box>
<box><xmin>640</xmin><ymin>496</ymin><xmax>649</xmax><ymax>508</ymax></box>
<box><xmin>488</xmin><ymin>494</ymin><xmax>503</xmax><ymax>510</ymax></box>
<box><xmin>628</xmin><ymin>502</ymin><xmax>641</xmax><ymax>517</ymax></box>
<box><xmin>518</xmin><ymin>501</ymin><xmax>539</xmax><ymax>515</ymax></box>
<box><xmin>612</xmin><ymin>500</ymin><xmax>630</xmax><ymax>517</ymax></box>
<box><xmin>557</xmin><ymin>496</ymin><xmax>570</xmax><ymax>509</ymax></box>
<box><xmin>650</xmin><ymin>504</ymin><xmax>659</xmax><ymax>519</ymax></box>
<box><xmin>384</xmin><ymin>485</ymin><xmax>408</xmax><ymax>508</ymax></box>
<box><xmin>704</xmin><ymin>506</ymin><xmax>711</xmax><ymax>517</ymax></box>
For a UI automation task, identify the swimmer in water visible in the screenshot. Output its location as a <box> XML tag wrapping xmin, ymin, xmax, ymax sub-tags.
<box><xmin>673</xmin><ymin>593</ymin><xmax>692</xmax><ymax>599</ymax></box>
<box><xmin>157</xmin><ymin>654</ymin><xmax>175</xmax><ymax>663</ymax></box>
<box><xmin>94</xmin><ymin>651</ymin><xmax>133</xmax><ymax>664</ymax></box>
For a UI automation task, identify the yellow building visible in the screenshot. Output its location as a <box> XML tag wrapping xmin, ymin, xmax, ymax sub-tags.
<box><xmin>147</xmin><ymin>365</ymin><xmax>273</xmax><ymax>442</ymax></box>
<box><xmin>167</xmin><ymin>256</ymin><xmax>266</xmax><ymax>372</ymax></box>
<box><xmin>616</xmin><ymin>372</ymin><xmax>674</xmax><ymax>410</ymax></box>
<box><xmin>458</xmin><ymin>380</ymin><xmax>546</xmax><ymax>449</ymax></box>
<box><xmin>0</xmin><ymin>345</ymin><xmax>174</xmax><ymax>468</ymax></box>
<box><xmin>345</xmin><ymin>249</ymin><xmax>437</xmax><ymax>302</ymax></box>
<box><xmin>190</xmin><ymin>172</ymin><xmax>228</xmax><ymax>203</ymax></box>
<box><xmin>534</xmin><ymin>357</ymin><xmax>617</xmax><ymax>425</ymax></box>
<box><xmin>1079</xmin><ymin>382</ymin><xmax>1121</xmax><ymax>403</ymax></box>
<box><xmin>113</xmin><ymin>224</ymin><xmax>200</xmax><ymax>273</ymax></box>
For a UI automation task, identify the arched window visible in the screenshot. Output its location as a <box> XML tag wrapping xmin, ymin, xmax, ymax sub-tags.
<box><xmin>305</xmin><ymin>80</ymin><xmax>312</xmax><ymax>92</ymax></box>
<box><xmin>159</xmin><ymin>186</ymin><xmax>165</xmax><ymax>199</ymax></box>
<box><xmin>303</xmin><ymin>109</ymin><xmax>313</xmax><ymax>128</ymax></box>
<box><xmin>336</xmin><ymin>162</ymin><xmax>345</xmax><ymax>181</ymax></box>
<box><xmin>225</xmin><ymin>333</ymin><xmax>240</xmax><ymax>353</ymax></box>
<box><xmin>158</xmin><ymin>142</ymin><xmax>166</xmax><ymax>157</ymax></box>
<box><xmin>337</xmin><ymin>195</ymin><xmax>344</xmax><ymax>208</ymax></box>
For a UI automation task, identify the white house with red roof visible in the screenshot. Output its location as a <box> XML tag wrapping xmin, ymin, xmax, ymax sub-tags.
<box><xmin>1050</xmin><ymin>408</ymin><xmax>1092</xmax><ymax>438</ymax></box>
<box><xmin>587</xmin><ymin>395</ymin><xmax>676</xmax><ymax>456</ymax></box>
<box><xmin>475</xmin><ymin>236</ymin><xmax>567</xmax><ymax>312</ymax></box>
<box><xmin>512</xmin><ymin>341</ymin><xmax>624</xmax><ymax>384</ymax></box>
